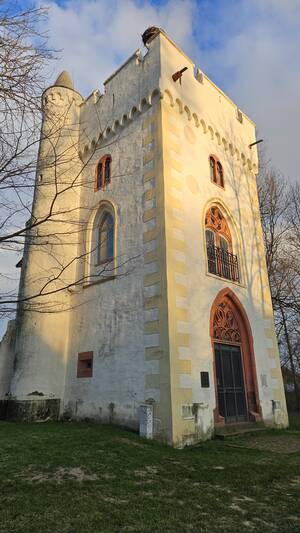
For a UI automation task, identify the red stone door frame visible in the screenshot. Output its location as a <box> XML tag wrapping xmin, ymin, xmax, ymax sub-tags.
<box><xmin>210</xmin><ymin>288</ymin><xmax>262</xmax><ymax>426</ymax></box>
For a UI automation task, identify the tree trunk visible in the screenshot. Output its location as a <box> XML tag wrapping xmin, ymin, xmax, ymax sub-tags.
<box><xmin>279</xmin><ymin>305</ymin><xmax>300</xmax><ymax>412</ymax></box>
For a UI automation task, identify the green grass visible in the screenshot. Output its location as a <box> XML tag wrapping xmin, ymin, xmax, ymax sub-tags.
<box><xmin>289</xmin><ymin>413</ymin><xmax>300</xmax><ymax>431</ymax></box>
<box><xmin>0</xmin><ymin>419</ymin><xmax>299</xmax><ymax>533</ymax></box>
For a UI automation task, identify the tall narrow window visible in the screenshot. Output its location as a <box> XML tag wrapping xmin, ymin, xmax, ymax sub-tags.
<box><xmin>104</xmin><ymin>156</ymin><xmax>111</xmax><ymax>186</ymax></box>
<box><xmin>96</xmin><ymin>161</ymin><xmax>102</xmax><ymax>190</ymax></box>
<box><xmin>209</xmin><ymin>155</ymin><xmax>224</xmax><ymax>188</ymax></box>
<box><xmin>210</xmin><ymin>156</ymin><xmax>216</xmax><ymax>183</ymax></box>
<box><xmin>98</xmin><ymin>212</ymin><xmax>114</xmax><ymax>264</ymax></box>
<box><xmin>206</xmin><ymin>229</ymin><xmax>217</xmax><ymax>275</ymax></box>
<box><xmin>220</xmin><ymin>236</ymin><xmax>230</xmax><ymax>278</ymax></box>
<box><xmin>217</xmin><ymin>161</ymin><xmax>224</xmax><ymax>187</ymax></box>
<box><xmin>94</xmin><ymin>155</ymin><xmax>112</xmax><ymax>190</ymax></box>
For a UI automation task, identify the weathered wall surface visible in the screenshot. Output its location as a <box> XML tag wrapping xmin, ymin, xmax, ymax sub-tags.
<box><xmin>9</xmin><ymin>84</ymin><xmax>83</xmax><ymax>402</ymax></box>
<box><xmin>157</xmin><ymin>32</ymin><xmax>288</xmax><ymax>445</ymax></box>
<box><xmin>0</xmin><ymin>320</ymin><xmax>15</xmax><ymax>399</ymax></box>
<box><xmin>60</xmin><ymin>36</ymin><xmax>173</xmax><ymax>442</ymax></box>
<box><xmin>62</xmin><ymin>110</ymin><xmax>153</xmax><ymax>429</ymax></box>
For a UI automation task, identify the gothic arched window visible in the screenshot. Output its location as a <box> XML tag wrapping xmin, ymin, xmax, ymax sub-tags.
<box><xmin>209</xmin><ymin>155</ymin><xmax>224</xmax><ymax>188</ymax></box>
<box><xmin>95</xmin><ymin>155</ymin><xmax>112</xmax><ymax>191</ymax></box>
<box><xmin>97</xmin><ymin>211</ymin><xmax>114</xmax><ymax>264</ymax></box>
<box><xmin>86</xmin><ymin>202</ymin><xmax>116</xmax><ymax>285</ymax></box>
<box><xmin>205</xmin><ymin>206</ymin><xmax>239</xmax><ymax>282</ymax></box>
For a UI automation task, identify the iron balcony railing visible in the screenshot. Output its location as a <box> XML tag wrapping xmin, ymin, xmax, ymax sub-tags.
<box><xmin>207</xmin><ymin>244</ymin><xmax>240</xmax><ymax>282</ymax></box>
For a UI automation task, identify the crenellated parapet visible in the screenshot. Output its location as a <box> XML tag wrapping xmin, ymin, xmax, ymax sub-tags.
<box><xmin>78</xmin><ymin>88</ymin><xmax>162</xmax><ymax>161</ymax></box>
<box><xmin>43</xmin><ymin>88</ymin><xmax>82</xmax><ymax>109</ymax></box>
<box><xmin>77</xmin><ymin>83</ymin><xmax>257</xmax><ymax>175</ymax></box>
<box><xmin>160</xmin><ymin>87</ymin><xmax>258</xmax><ymax>175</ymax></box>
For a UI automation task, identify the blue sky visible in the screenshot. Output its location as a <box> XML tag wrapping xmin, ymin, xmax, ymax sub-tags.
<box><xmin>35</xmin><ymin>0</ymin><xmax>300</xmax><ymax>180</ymax></box>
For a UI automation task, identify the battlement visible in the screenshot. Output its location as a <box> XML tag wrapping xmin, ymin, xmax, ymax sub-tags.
<box><xmin>76</xmin><ymin>29</ymin><xmax>257</xmax><ymax>173</ymax></box>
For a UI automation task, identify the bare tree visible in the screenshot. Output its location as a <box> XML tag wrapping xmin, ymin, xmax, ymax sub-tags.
<box><xmin>0</xmin><ymin>4</ymin><xmax>138</xmax><ymax>321</ymax></box>
<box><xmin>0</xmin><ymin>4</ymin><xmax>53</xmax><ymax>260</ymax></box>
<box><xmin>257</xmin><ymin>156</ymin><xmax>300</xmax><ymax>411</ymax></box>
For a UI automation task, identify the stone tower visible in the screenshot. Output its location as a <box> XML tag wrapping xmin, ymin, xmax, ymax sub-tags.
<box><xmin>8</xmin><ymin>72</ymin><xmax>83</xmax><ymax>415</ymax></box>
<box><xmin>0</xmin><ymin>28</ymin><xmax>288</xmax><ymax>445</ymax></box>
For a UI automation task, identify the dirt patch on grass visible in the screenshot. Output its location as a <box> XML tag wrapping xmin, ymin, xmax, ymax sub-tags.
<box><xmin>229</xmin><ymin>503</ymin><xmax>247</xmax><ymax>514</ymax></box>
<box><xmin>289</xmin><ymin>476</ymin><xmax>300</xmax><ymax>487</ymax></box>
<box><xmin>102</xmin><ymin>472</ymin><xmax>116</xmax><ymax>480</ymax></box>
<box><xmin>24</xmin><ymin>467</ymin><xmax>98</xmax><ymax>483</ymax></box>
<box><xmin>233</xmin><ymin>496</ymin><xmax>255</xmax><ymax>503</ymax></box>
<box><xmin>237</xmin><ymin>434</ymin><xmax>300</xmax><ymax>453</ymax></box>
<box><xmin>102</xmin><ymin>496</ymin><xmax>128</xmax><ymax>504</ymax></box>
<box><xmin>134</xmin><ymin>465</ymin><xmax>159</xmax><ymax>477</ymax></box>
<box><xmin>119</xmin><ymin>437</ymin><xmax>147</xmax><ymax>449</ymax></box>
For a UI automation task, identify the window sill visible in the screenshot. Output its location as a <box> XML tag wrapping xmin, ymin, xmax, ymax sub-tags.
<box><xmin>95</xmin><ymin>259</ymin><xmax>114</xmax><ymax>267</ymax></box>
<box><xmin>205</xmin><ymin>270</ymin><xmax>245</xmax><ymax>288</ymax></box>
<box><xmin>83</xmin><ymin>275</ymin><xmax>116</xmax><ymax>289</ymax></box>
<box><xmin>94</xmin><ymin>183</ymin><xmax>111</xmax><ymax>193</ymax></box>
<box><xmin>210</xmin><ymin>179</ymin><xmax>225</xmax><ymax>190</ymax></box>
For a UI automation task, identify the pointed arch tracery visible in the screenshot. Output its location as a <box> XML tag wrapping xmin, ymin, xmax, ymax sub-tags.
<box><xmin>205</xmin><ymin>205</ymin><xmax>239</xmax><ymax>282</ymax></box>
<box><xmin>205</xmin><ymin>206</ymin><xmax>232</xmax><ymax>246</ymax></box>
<box><xmin>210</xmin><ymin>288</ymin><xmax>261</xmax><ymax>425</ymax></box>
<box><xmin>213</xmin><ymin>300</ymin><xmax>241</xmax><ymax>343</ymax></box>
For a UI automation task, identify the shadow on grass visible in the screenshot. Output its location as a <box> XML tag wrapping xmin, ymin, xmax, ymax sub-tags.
<box><xmin>0</xmin><ymin>420</ymin><xmax>299</xmax><ymax>532</ymax></box>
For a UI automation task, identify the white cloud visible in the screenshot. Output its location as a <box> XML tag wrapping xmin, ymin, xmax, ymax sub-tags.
<box><xmin>43</xmin><ymin>0</ymin><xmax>300</xmax><ymax>179</ymax></box>
<box><xmin>201</xmin><ymin>0</ymin><xmax>300</xmax><ymax>180</ymax></box>
<box><xmin>44</xmin><ymin>0</ymin><xmax>197</xmax><ymax>95</ymax></box>
<box><xmin>0</xmin><ymin>250</ymin><xmax>19</xmax><ymax>338</ymax></box>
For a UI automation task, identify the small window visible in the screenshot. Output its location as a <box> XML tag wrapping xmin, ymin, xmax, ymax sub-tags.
<box><xmin>95</xmin><ymin>155</ymin><xmax>111</xmax><ymax>190</ymax></box>
<box><xmin>236</xmin><ymin>108</ymin><xmax>243</xmax><ymax>123</ymax></box>
<box><xmin>77</xmin><ymin>352</ymin><xmax>93</xmax><ymax>378</ymax></box>
<box><xmin>96</xmin><ymin>162</ymin><xmax>102</xmax><ymax>190</ymax></box>
<box><xmin>209</xmin><ymin>155</ymin><xmax>224</xmax><ymax>188</ymax></box>
<box><xmin>200</xmin><ymin>371</ymin><xmax>210</xmax><ymax>388</ymax></box>
<box><xmin>217</xmin><ymin>161</ymin><xmax>224</xmax><ymax>187</ymax></box>
<box><xmin>209</xmin><ymin>156</ymin><xmax>216</xmax><ymax>183</ymax></box>
<box><xmin>104</xmin><ymin>157</ymin><xmax>111</xmax><ymax>186</ymax></box>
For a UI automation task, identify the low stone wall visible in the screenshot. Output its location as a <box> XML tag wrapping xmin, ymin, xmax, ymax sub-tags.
<box><xmin>0</xmin><ymin>320</ymin><xmax>16</xmax><ymax>398</ymax></box>
<box><xmin>0</xmin><ymin>399</ymin><xmax>60</xmax><ymax>421</ymax></box>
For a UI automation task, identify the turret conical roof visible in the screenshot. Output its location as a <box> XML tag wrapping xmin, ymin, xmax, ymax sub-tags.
<box><xmin>54</xmin><ymin>70</ymin><xmax>74</xmax><ymax>90</ymax></box>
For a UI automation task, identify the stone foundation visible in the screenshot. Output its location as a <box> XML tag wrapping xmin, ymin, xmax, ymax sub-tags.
<box><xmin>0</xmin><ymin>399</ymin><xmax>60</xmax><ymax>421</ymax></box>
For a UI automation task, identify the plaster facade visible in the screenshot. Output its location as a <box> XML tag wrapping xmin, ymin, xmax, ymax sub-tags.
<box><xmin>0</xmin><ymin>29</ymin><xmax>288</xmax><ymax>445</ymax></box>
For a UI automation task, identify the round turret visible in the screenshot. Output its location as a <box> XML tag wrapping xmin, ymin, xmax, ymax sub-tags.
<box><xmin>53</xmin><ymin>70</ymin><xmax>74</xmax><ymax>90</ymax></box>
<box><xmin>42</xmin><ymin>70</ymin><xmax>82</xmax><ymax>113</ymax></box>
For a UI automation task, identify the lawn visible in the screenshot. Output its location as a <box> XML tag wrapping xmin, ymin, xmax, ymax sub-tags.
<box><xmin>0</xmin><ymin>419</ymin><xmax>299</xmax><ymax>532</ymax></box>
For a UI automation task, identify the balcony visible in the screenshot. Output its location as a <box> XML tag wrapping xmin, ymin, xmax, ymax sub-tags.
<box><xmin>207</xmin><ymin>244</ymin><xmax>240</xmax><ymax>283</ymax></box>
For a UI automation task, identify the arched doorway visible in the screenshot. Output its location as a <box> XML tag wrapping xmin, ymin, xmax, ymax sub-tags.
<box><xmin>210</xmin><ymin>289</ymin><xmax>261</xmax><ymax>425</ymax></box>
